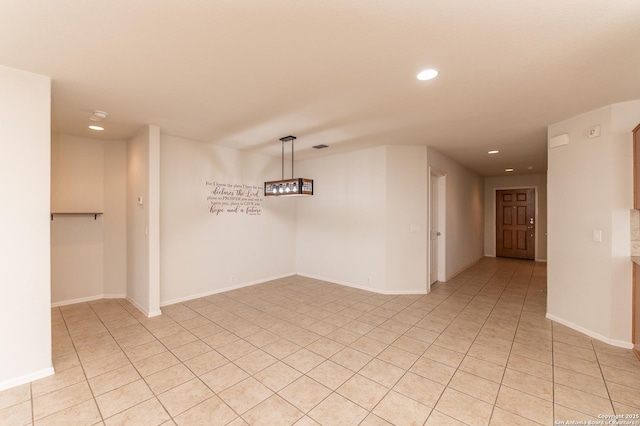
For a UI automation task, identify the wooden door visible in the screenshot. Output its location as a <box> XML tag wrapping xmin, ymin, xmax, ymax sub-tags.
<box><xmin>496</xmin><ymin>189</ymin><xmax>535</xmax><ymax>259</ymax></box>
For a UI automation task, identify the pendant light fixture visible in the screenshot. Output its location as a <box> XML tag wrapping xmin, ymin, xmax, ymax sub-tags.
<box><xmin>265</xmin><ymin>135</ymin><xmax>313</xmax><ymax>196</ymax></box>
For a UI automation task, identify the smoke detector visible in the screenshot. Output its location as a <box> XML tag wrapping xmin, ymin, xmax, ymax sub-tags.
<box><xmin>89</xmin><ymin>110</ymin><xmax>108</xmax><ymax>121</ymax></box>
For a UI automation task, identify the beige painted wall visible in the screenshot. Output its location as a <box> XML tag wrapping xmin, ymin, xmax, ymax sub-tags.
<box><xmin>297</xmin><ymin>145</ymin><xmax>480</xmax><ymax>293</ymax></box>
<box><xmin>51</xmin><ymin>134</ymin><xmax>104</xmax><ymax>213</ymax></box>
<box><xmin>427</xmin><ymin>147</ymin><xmax>485</xmax><ymax>280</ymax></box>
<box><xmin>159</xmin><ymin>134</ymin><xmax>297</xmax><ymax>305</ymax></box>
<box><xmin>50</xmin><ymin>135</ymin><xmax>127</xmax><ymax>305</ymax></box>
<box><xmin>103</xmin><ymin>140</ymin><xmax>128</xmax><ymax>296</ymax></box>
<box><xmin>385</xmin><ymin>146</ymin><xmax>428</xmax><ymax>292</ymax></box>
<box><xmin>296</xmin><ymin>146</ymin><xmax>389</xmax><ymax>292</ymax></box>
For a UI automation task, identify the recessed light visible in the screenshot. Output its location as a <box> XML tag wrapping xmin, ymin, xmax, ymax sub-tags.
<box><xmin>417</xmin><ymin>69</ymin><xmax>438</xmax><ymax>81</ymax></box>
<box><xmin>89</xmin><ymin>125</ymin><xmax>104</xmax><ymax>131</ymax></box>
<box><xmin>505</xmin><ymin>168</ymin><xmax>514</xmax><ymax>172</ymax></box>
<box><xmin>488</xmin><ymin>150</ymin><xmax>499</xmax><ymax>154</ymax></box>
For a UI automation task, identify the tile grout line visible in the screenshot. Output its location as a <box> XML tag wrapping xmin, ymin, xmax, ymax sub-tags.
<box><xmin>411</xmin><ymin>259</ymin><xmax>525</xmax><ymax>424</ymax></box>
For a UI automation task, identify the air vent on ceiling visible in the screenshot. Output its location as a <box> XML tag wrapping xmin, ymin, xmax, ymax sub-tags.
<box><xmin>312</xmin><ymin>144</ymin><xmax>329</xmax><ymax>149</ymax></box>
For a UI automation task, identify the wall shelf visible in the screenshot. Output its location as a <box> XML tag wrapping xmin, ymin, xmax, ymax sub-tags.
<box><xmin>50</xmin><ymin>212</ymin><xmax>103</xmax><ymax>220</ymax></box>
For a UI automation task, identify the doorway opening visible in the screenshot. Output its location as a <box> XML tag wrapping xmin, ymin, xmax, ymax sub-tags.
<box><xmin>429</xmin><ymin>170</ymin><xmax>446</xmax><ymax>291</ymax></box>
<box><xmin>496</xmin><ymin>188</ymin><xmax>535</xmax><ymax>260</ymax></box>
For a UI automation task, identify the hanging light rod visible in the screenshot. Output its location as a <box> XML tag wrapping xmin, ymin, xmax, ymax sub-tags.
<box><xmin>264</xmin><ymin>135</ymin><xmax>314</xmax><ymax>197</ymax></box>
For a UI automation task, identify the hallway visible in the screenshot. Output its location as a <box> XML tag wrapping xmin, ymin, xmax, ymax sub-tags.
<box><xmin>1</xmin><ymin>257</ymin><xmax>639</xmax><ymax>425</ymax></box>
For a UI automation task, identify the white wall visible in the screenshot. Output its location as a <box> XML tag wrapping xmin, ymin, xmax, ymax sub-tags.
<box><xmin>484</xmin><ymin>173</ymin><xmax>548</xmax><ymax>261</ymax></box>
<box><xmin>0</xmin><ymin>65</ymin><xmax>53</xmax><ymax>390</ymax></box>
<box><xmin>385</xmin><ymin>146</ymin><xmax>428</xmax><ymax>293</ymax></box>
<box><xmin>428</xmin><ymin>147</ymin><xmax>484</xmax><ymax>280</ymax></box>
<box><xmin>547</xmin><ymin>100</ymin><xmax>640</xmax><ymax>347</ymax></box>
<box><xmin>51</xmin><ymin>134</ymin><xmax>104</xmax><ymax>213</ymax></box>
<box><xmin>103</xmin><ymin>140</ymin><xmax>128</xmax><ymax>296</ymax></box>
<box><xmin>296</xmin><ymin>146</ymin><xmax>431</xmax><ymax>294</ymax></box>
<box><xmin>160</xmin><ymin>134</ymin><xmax>297</xmax><ymax>304</ymax></box>
<box><xmin>148</xmin><ymin>126</ymin><xmax>161</xmax><ymax>314</ymax></box>
<box><xmin>296</xmin><ymin>147</ymin><xmax>388</xmax><ymax>291</ymax></box>
<box><xmin>50</xmin><ymin>135</ymin><xmax>127</xmax><ymax>305</ymax></box>
<box><xmin>127</xmin><ymin>126</ymin><xmax>161</xmax><ymax>316</ymax></box>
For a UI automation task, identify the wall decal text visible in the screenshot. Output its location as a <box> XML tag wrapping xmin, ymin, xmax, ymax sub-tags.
<box><xmin>206</xmin><ymin>181</ymin><xmax>263</xmax><ymax>216</ymax></box>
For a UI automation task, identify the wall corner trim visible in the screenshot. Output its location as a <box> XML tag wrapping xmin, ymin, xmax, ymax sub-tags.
<box><xmin>126</xmin><ymin>296</ymin><xmax>158</xmax><ymax>318</ymax></box>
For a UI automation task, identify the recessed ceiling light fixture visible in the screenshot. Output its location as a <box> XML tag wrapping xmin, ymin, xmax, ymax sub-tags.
<box><xmin>417</xmin><ymin>69</ymin><xmax>438</xmax><ymax>81</ymax></box>
<box><xmin>505</xmin><ymin>168</ymin><xmax>514</xmax><ymax>172</ymax></box>
<box><xmin>88</xmin><ymin>110</ymin><xmax>108</xmax><ymax>131</ymax></box>
<box><xmin>488</xmin><ymin>150</ymin><xmax>499</xmax><ymax>154</ymax></box>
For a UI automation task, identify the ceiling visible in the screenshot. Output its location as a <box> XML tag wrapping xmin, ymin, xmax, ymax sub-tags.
<box><xmin>1</xmin><ymin>0</ymin><xmax>639</xmax><ymax>176</ymax></box>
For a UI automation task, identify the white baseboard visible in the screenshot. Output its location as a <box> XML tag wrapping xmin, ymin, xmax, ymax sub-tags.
<box><xmin>482</xmin><ymin>254</ymin><xmax>547</xmax><ymax>263</ymax></box>
<box><xmin>546</xmin><ymin>313</ymin><xmax>633</xmax><ymax>349</ymax></box>
<box><xmin>160</xmin><ymin>272</ymin><xmax>297</xmax><ymax>307</ymax></box>
<box><xmin>296</xmin><ymin>273</ymin><xmax>427</xmax><ymax>295</ymax></box>
<box><xmin>444</xmin><ymin>255</ymin><xmax>485</xmax><ymax>282</ymax></box>
<box><xmin>51</xmin><ymin>293</ymin><xmax>126</xmax><ymax>308</ymax></box>
<box><xmin>126</xmin><ymin>297</ymin><xmax>162</xmax><ymax>318</ymax></box>
<box><xmin>0</xmin><ymin>366</ymin><xmax>54</xmax><ymax>392</ymax></box>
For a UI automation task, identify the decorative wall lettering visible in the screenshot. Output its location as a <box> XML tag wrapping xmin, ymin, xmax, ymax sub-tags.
<box><xmin>206</xmin><ymin>181</ymin><xmax>263</xmax><ymax>216</ymax></box>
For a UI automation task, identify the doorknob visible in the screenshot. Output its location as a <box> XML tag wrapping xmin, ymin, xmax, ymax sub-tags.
<box><xmin>436</xmin><ymin>232</ymin><xmax>441</xmax><ymax>236</ymax></box>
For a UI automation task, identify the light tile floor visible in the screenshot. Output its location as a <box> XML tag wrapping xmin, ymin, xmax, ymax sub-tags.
<box><xmin>2</xmin><ymin>258</ymin><xmax>640</xmax><ymax>425</ymax></box>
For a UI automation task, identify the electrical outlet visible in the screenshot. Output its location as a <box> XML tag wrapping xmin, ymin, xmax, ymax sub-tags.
<box><xmin>231</xmin><ymin>276</ymin><xmax>235</xmax><ymax>283</ymax></box>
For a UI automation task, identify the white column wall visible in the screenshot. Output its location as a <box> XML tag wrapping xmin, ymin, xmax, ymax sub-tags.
<box><xmin>385</xmin><ymin>146</ymin><xmax>428</xmax><ymax>293</ymax></box>
<box><xmin>127</xmin><ymin>125</ymin><xmax>161</xmax><ymax>316</ymax></box>
<box><xmin>0</xmin><ymin>65</ymin><xmax>53</xmax><ymax>390</ymax></box>
<box><xmin>547</xmin><ymin>100</ymin><xmax>640</xmax><ymax>346</ymax></box>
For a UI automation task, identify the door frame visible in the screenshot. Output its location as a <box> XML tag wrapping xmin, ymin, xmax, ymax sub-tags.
<box><xmin>492</xmin><ymin>186</ymin><xmax>540</xmax><ymax>261</ymax></box>
<box><xmin>633</xmin><ymin>123</ymin><xmax>640</xmax><ymax>359</ymax></box>
<box><xmin>428</xmin><ymin>168</ymin><xmax>446</xmax><ymax>291</ymax></box>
